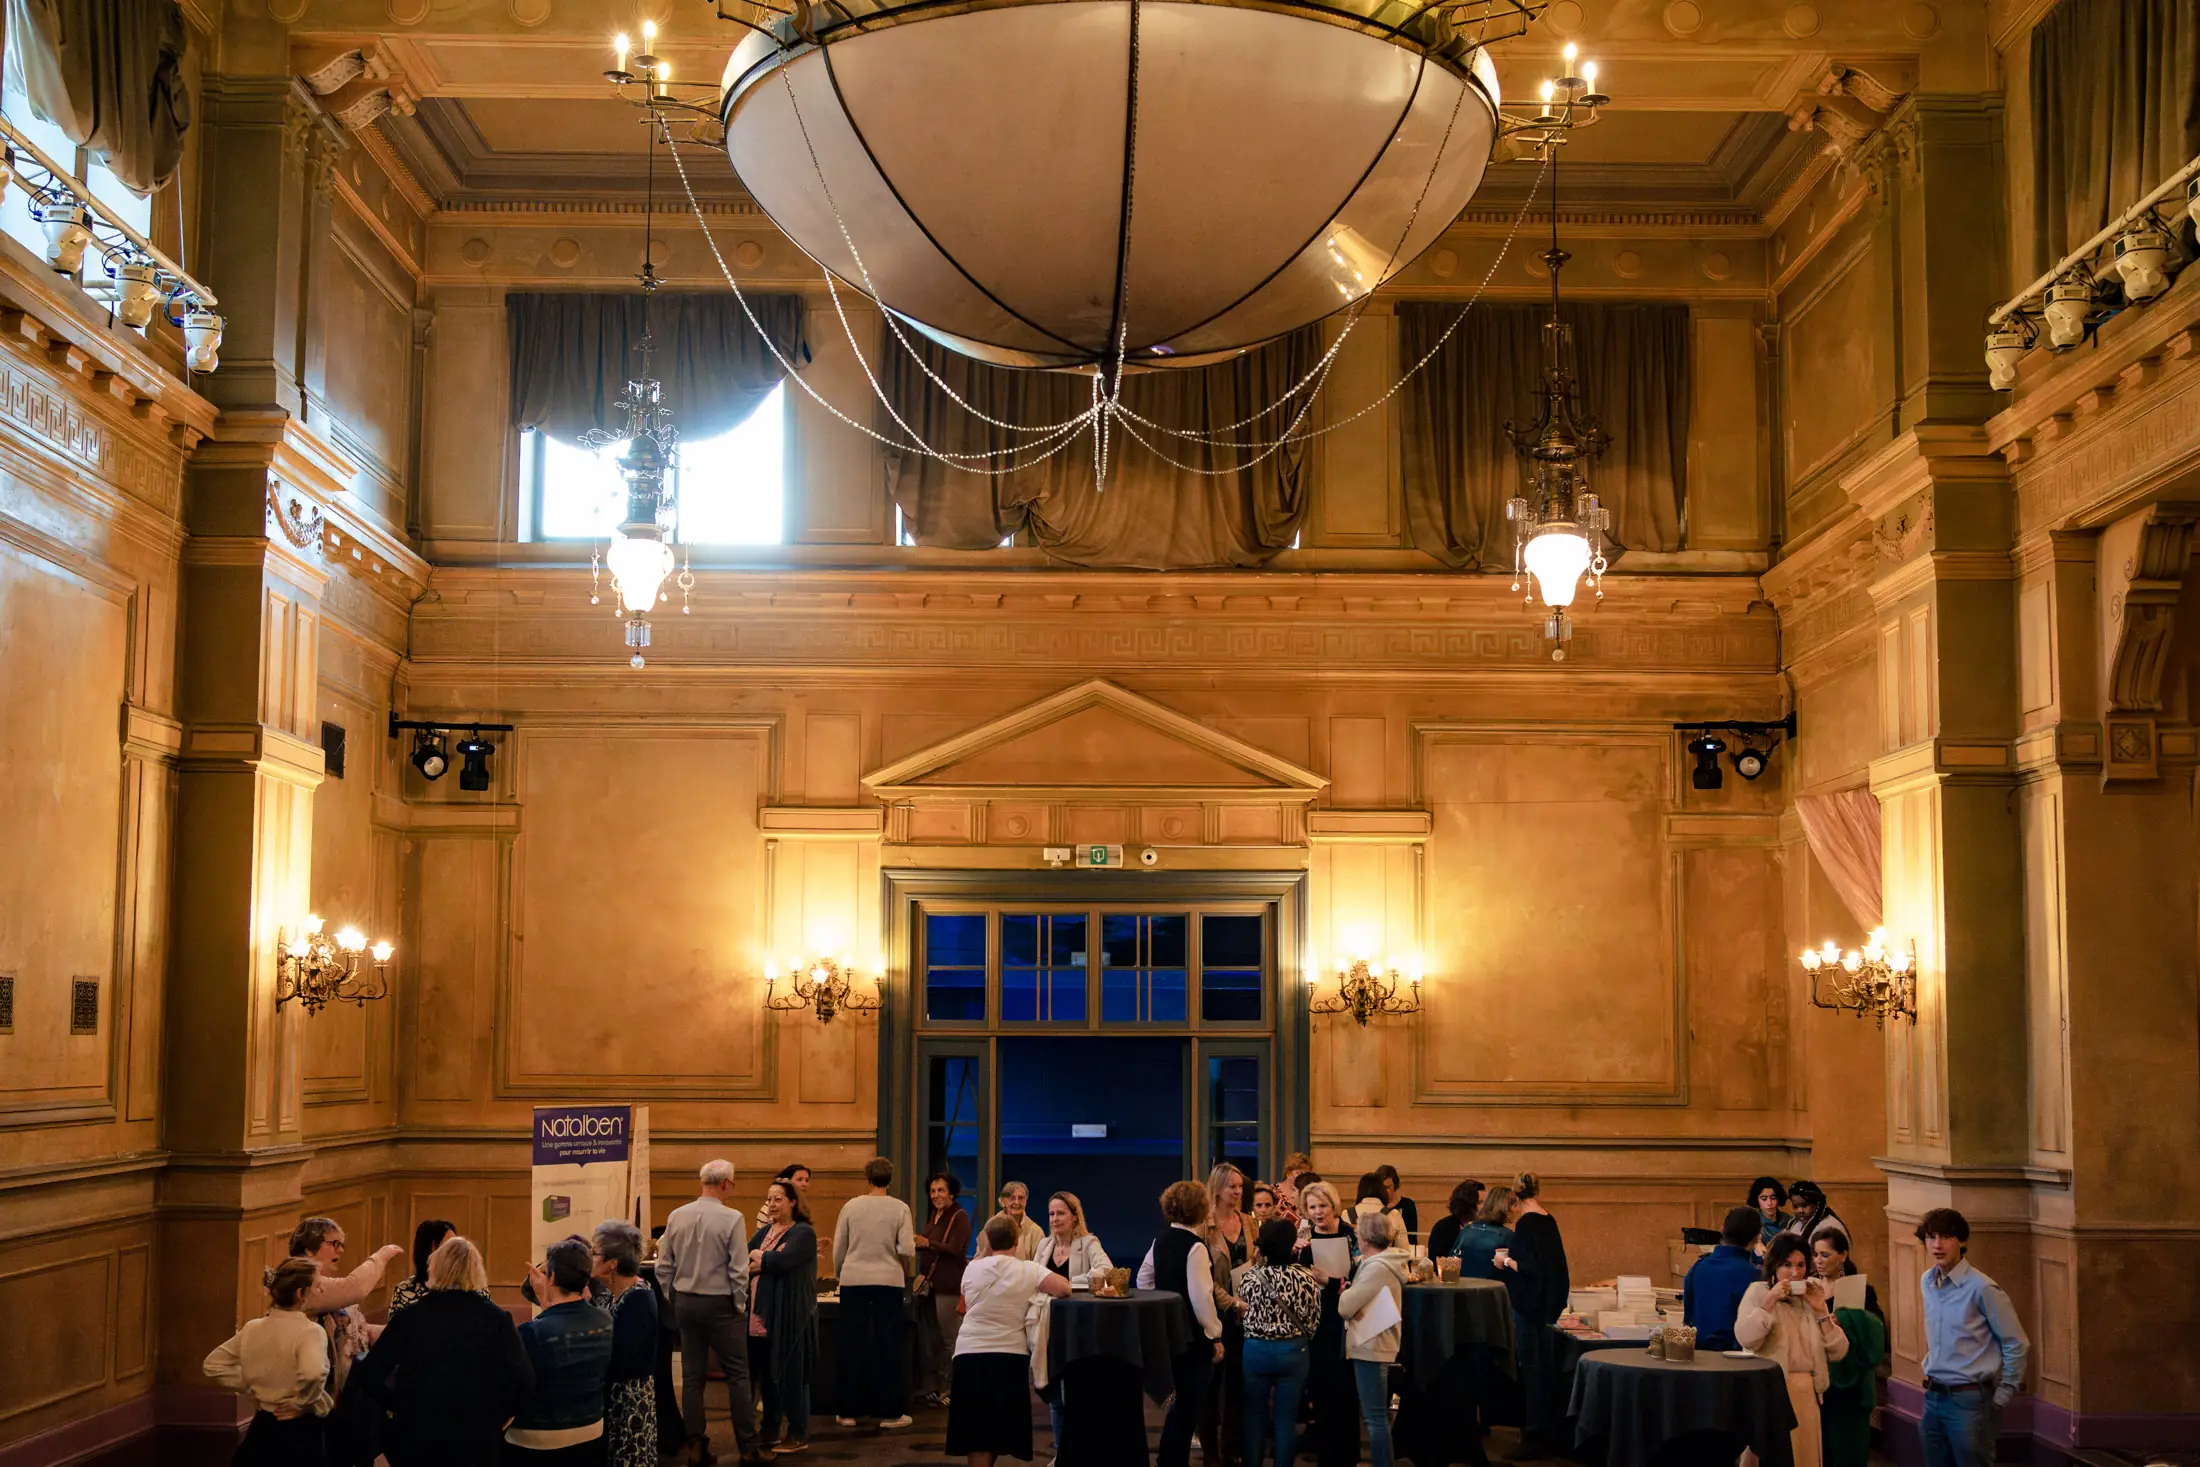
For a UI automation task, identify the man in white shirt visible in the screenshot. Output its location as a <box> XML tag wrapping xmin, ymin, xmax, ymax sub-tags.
<box><xmin>659</xmin><ymin>1159</ymin><xmax>771</xmax><ymax>1465</ymax></box>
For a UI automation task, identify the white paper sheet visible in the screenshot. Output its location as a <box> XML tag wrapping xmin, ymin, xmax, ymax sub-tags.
<box><xmin>1310</xmin><ymin>1237</ymin><xmax>1353</xmax><ymax>1279</ymax></box>
<box><xmin>1348</xmin><ymin>1284</ymin><xmax>1402</xmax><ymax>1346</ymax></box>
<box><xmin>1833</xmin><ymin>1274</ymin><xmax>1868</xmax><ymax>1312</ymax></box>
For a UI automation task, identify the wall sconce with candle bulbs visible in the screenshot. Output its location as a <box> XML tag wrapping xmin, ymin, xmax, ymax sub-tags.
<box><xmin>275</xmin><ymin>915</ymin><xmax>396</xmax><ymax>1015</ymax></box>
<box><xmin>1308</xmin><ymin>954</ymin><xmax>1423</xmax><ymax>1027</ymax></box>
<box><xmin>764</xmin><ymin>953</ymin><xmax>883</xmax><ymax>1023</ymax></box>
<box><xmin>1799</xmin><ymin>928</ymin><xmax>1916</xmax><ymax>1027</ymax></box>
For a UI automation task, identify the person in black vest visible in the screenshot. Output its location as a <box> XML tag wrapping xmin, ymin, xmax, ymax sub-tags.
<box><xmin>1136</xmin><ymin>1181</ymin><xmax>1226</xmax><ymax>1467</ymax></box>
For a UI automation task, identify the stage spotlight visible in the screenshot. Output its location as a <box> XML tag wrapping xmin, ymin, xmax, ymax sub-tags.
<box><xmin>1732</xmin><ymin>743</ymin><xmax>1770</xmax><ymax>780</ymax></box>
<box><xmin>410</xmin><ymin>730</ymin><xmax>448</xmax><ymax>781</ymax></box>
<box><xmin>456</xmin><ymin>732</ymin><xmax>496</xmax><ymax>792</ymax></box>
<box><xmin>1688</xmin><ymin>733</ymin><xmax>1726</xmax><ymax>790</ymax></box>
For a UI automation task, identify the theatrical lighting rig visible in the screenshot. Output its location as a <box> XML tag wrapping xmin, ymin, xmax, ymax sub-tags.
<box><xmin>389</xmin><ymin>714</ymin><xmax>515</xmax><ymax>791</ymax></box>
<box><xmin>1672</xmin><ymin>714</ymin><xmax>1796</xmax><ymax>791</ymax></box>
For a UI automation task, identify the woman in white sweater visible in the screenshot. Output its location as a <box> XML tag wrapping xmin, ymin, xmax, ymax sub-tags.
<box><xmin>204</xmin><ymin>1258</ymin><xmax>334</xmax><ymax>1465</ymax></box>
<box><xmin>1736</xmin><ymin>1234</ymin><xmax>1851</xmax><ymax>1467</ymax></box>
<box><xmin>1039</xmin><ymin>1191</ymin><xmax>1114</xmax><ymax>1287</ymax></box>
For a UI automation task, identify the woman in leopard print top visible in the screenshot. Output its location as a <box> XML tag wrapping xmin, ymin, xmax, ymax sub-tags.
<box><xmin>1238</xmin><ymin>1218</ymin><xmax>1324</xmax><ymax>1467</ymax></box>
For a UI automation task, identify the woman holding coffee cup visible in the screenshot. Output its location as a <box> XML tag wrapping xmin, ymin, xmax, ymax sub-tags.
<box><xmin>1735</xmin><ymin>1235</ymin><xmax>1850</xmax><ymax>1467</ymax></box>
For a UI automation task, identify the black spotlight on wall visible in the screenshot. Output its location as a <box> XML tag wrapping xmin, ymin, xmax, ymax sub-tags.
<box><xmin>1674</xmin><ymin>713</ymin><xmax>1797</xmax><ymax>791</ymax></box>
<box><xmin>455</xmin><ymin>732</ymin><xmax>497</xmax><ymax>791</ymax></box>
<box><xmin>1687</xmin><ymin>733</ymin><xmax>1726</xmax><ymax>790</ymax></box>
<box><xmin>390</xmin><ymin>712</ymin><xmax>514</xmax><ymax>789</ymax></box>
<box><xmin>410</xmin><ymin>730</ymin><xmax>448</xmax><ymax>781</ymax></box>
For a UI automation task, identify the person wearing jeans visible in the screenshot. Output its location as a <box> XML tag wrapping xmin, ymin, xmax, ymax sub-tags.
<box><xmin>831</xmin><ymin>1155</ymin><xmax>917</xmax><ymax>1428</ymax></box>
<box><xmin>1236</xmin><ymin>1219</ymin><xmax>1321</xmax><ymax>1467</ymax></box>
<box><xmin>1337</xmin><ymin>1211</ymin><xmax>1410</xmax><ymax>1467</ymax></box>
<box><xmin>1915</xmin><ymin>1208</ymin><xmax>2028</xmax><ymax>1467</ymax></box>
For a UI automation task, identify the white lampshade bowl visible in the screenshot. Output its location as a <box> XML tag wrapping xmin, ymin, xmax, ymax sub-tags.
<box><xmin>722</xmin><ymin>1</ymin><xmax>1499</xmax><ymax>369</ymax></box>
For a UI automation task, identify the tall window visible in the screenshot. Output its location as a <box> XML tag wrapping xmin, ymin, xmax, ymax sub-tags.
<box><xmin>1</xmin><ymin>57</ymin><xmax>155</xmax><ymax>264</ymax></box>
<box><xmin>526</xmin><ymin>382</ymin><xmax>787</xmax><ymax>545</ymax></box>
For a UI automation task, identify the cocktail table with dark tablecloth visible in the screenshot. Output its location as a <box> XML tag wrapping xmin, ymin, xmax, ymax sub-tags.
<box><xmin>1047</xmin><ymin>1292</ymin><xmax>1194</xmax><ymax>1467</ymax></box>
<box><xmin>1390</xmin><ymin>1280</ymin><xmax>1517</xmax><ymax>1467</ymax></box>
<box><xmin>1567</xmin><ymin>1349</ymin><xmax>1797</xmax><ymax>1467</ymax></box>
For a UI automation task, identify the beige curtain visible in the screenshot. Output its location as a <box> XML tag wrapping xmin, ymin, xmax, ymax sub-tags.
<box><xmin>5</xmin><ymin>0</ymin><xmax>190</xmax><ymax>195</ymax></box>
<box><xmin>1794</xmin><ymin>788</ymin><xmax>1882</xmax><ymax>932</ymax></box>
<box><xmin>1398</xmin><ymin>301</ymin><xmax>1689</xmax><ymax>570</ymax></box>
<box><xmin>2030</xmin><ymin>0</ymin><xmax>2200</xmax><ymax>273</ymax></box>
<box><xmin>881</xmin><ymin>328</ymin><xmax>1317</xmax><ymax>570</ymax></box>
<box><xmin>506</xmin><ymin>291</ymin><xmax>809</xmax><ymax>445</ymax></box>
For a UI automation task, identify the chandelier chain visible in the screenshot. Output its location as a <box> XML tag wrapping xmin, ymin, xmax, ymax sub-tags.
<box><xmin>664</xmin><ymin>127</ymin><xmax>1100</xmax><ymax>470</ymax></box>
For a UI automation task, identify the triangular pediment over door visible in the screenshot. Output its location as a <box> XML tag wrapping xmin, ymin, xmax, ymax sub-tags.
<box><xmin>863</xmin><ymin>681</ymin><xmax>1327</xmax><ymax>847</ymax></box>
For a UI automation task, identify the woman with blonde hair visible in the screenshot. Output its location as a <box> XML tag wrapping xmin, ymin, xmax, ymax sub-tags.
<box><xmin>1290</xmin><ymin>1181</ymin><xmax>1358</xmax><ymax>1467</ymax></box>
<box><xmin>1201</xmin><ymin>1163</ymin><xmax>1251</xmax><ymax>1467</ymax></box>
<box><xmin>1039</xmin><ymin>1191</ymin><xmax>1113</xmax><ymax>1449</ymax></box>
<box><xmin>353</xmin><ymin>1236</ymin><xmax>534</xmax><ymax>1466</ymax></box>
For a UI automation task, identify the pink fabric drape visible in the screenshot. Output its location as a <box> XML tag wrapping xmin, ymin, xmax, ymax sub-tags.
<box><xmin>1795</xmin><ymin>788</ymin><xmax>1883</xmax><ymax>931</ymax></box>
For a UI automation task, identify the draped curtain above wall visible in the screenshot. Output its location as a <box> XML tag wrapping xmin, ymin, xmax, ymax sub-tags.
<box><xmin>5</xmin><ymin>0</ymin><xmax>190</xmax><ymax>194</ymax></box>
<box><xmin>2029</xmin><ymin>0</ymin><xmax>2200</xmax><ymax>272</ymax></box>
<box><xmin>1398</xmin><ymin>301</ymin><xmax>1689</xmax><ymax>571</ymax></box>
<box><xmin>1794</xmin><ymin>787</ymin><xmax>1883</xmax><ymax>932</ymax></box>
<box><xmin>506</xmin><ymin>291</ymin><xmax>809</xmax><ymax>445</ymax></box>
<box><xmin>882</xmin><ymin>327</ymin><xmax>1318</xmax><ymax>570</ymax></box>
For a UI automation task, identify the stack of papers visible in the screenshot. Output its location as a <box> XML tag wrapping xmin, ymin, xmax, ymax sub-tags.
<box><xmin>1568</xmin><ymin>1286</ymin><xmax>1618</xmax><ymax>1317</ymax></box>
<box><xmin>1596</xmin><ymin>1311</ymin><xmax>1653</xmax><ymax>1341</ymax></box>
<box><xmin>1616</xmin><ymin>1276</ymin><xmax>1657</xmax><ymax>1315</ymax></box>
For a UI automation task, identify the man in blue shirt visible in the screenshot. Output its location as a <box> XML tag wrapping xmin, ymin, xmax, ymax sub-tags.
<box><xmin>1682</xmin><ymin>1206</ymin><xmax>1764</xmax><ymax>1350</ymax></box>
<box><xmin>1916</xmin><ymin>1208</ymin><xmax>2029</xmax><ymax>1467</ymax></box>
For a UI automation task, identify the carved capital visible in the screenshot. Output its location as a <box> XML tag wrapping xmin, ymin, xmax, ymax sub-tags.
<box><xmin>1875</xmin><ymin>494</ymin><xmax>1937</xmax><ymax>566</ymax></box>
<box><xmin>2099</xmin><ymin>503</ymin><xmax>2200</xmax><ymax>784</ymax></box>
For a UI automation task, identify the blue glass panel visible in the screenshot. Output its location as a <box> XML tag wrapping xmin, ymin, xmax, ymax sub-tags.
<box><xmin>1001</xmin><ymin>966</ymin><xmax>1040</xmax><ymax>1022</ymax></box>
<box><xmin>1203</xmin><ymin>914</ymin><xmax>1263</xmax><ymax>968</ymax></box>
<box><xmin>1150</xmin><ymin>968</ymin><xmax>1187</xmax><ymax>1023</ymax></box>
<box><xmin>1051</xmin><ymin>966</ymin><xmax>1088</xmax><ymax>1022</ymax></box>
<box><xmin>1202</xmin><ymin>969</ymin><xmax>1263</xmax><ymax>1023</ymax></box>
<box><xmin>1049</xmin><ymin>915</ymin><xmax>1088</xmax><ymax>966</ymax></box>
<box><xmin>1101</xmin><ymin>914</ymin><xmax>1140</xmax><ymax>967</ymax></box>
<box><xmin>925</xmin><ymin>966</ymin><xmax>985</xmax><ymax>1022</ymax></box>
<box><xmin>1101</xmin><ymin>970</ymin><xmax>1140</xmax><ymax>1023</ymax></box>
<box><xmin>927</xmin><ymin>913</ymin><xmax>987</xmax><ymax>967</ymax></box>
<box><xmin>1003</xmin><ymin>914</ymin><xmax>1039</xmax><ymax>966</ymax></box>
<box><xmin>1149</xmin><ymin>915</ymin><xmax>1187</xmax><ymax>968</ymax></box>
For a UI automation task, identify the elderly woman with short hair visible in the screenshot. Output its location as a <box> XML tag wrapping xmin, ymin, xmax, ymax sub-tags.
<box><xmin>1338</xmin><ymin>1211</ymin><xmax>1412</xmax><ymax>1467</ymax></box>
<box><xmin>353</xmin><ymin>1236</ymin><xmax>534</xmax><ymax>1467</ymax></box>
<box><xmin>592</xmin><ymin>1220</ymin><xmax>660</xmax><ymax>1467</ymax></box>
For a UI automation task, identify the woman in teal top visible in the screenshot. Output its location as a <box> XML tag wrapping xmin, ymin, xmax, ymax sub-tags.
<box><xmin>1449</xmin><ymin>1184</ymin><xmax>1516</xmax><ymax>1280</ymax></box>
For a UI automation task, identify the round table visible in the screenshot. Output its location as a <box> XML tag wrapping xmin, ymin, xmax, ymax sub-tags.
<box><xmin>1391</xmin><ymin>1280</ymin><xmax>1517</xmax><ymax>1467</ymax></box>
<box><xmin>1047</xmin><ymin>1292</ymin><xmax>1194</xmax><ymax>1467</ymax></box>
<box><xmin>1568</xmin><ymin>1349</ymin><xmax>1798</xmax><ymax>1467</ymax></box>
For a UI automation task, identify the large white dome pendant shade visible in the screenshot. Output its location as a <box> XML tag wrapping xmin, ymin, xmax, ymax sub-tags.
<box><xmin>721</xmin><ymin>1</ymin><xmax>1501</xmax><ymax>369</ymax></box>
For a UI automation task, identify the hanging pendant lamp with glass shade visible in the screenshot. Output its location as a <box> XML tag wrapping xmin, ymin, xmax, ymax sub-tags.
<box><xmin>1504</xmin><ymin>121</ymin><xmax>1610</xmax><ymax>662</ymax></box>
<box><xmin>586</xmin><ymin>115</ymin><xmax>693</xmax><ymax>667</ymax></box>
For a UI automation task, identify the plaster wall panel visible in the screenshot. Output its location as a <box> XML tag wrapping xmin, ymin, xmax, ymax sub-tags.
<box><xmin>1207</xmin><ymin>716</ymin><xmax>1312</xmax><ymax>771</ymax></box>
<box><xmin>803</xmin><ymin>711</ymin><xmax>863</xmax><ymax>805</ymax></box>
<box><xmin>509</xmin><ymin>729</ymin><xmax>770</xmax><ymax>1093</ymax></box>
<box><xmin>1310</xmin><ymin>311</ymin><xmax>1402</xmax><ymax>547</ymax></box>
<box><xmin>322</xmin><ymin>215</ymin><xmax>417</xmax><ymax>528</ymax></box>
<box><xmin>791</xmin><ymin>301</ymin><xmax>886</xmax><ymax>545</ymax></box>
<box><xmin>1417</xmin><ymin>731</ymin><xmax>1678</xmax><ymax>1102</ymax></box>
<box><xmin>0</xmin><ymin>539</ymin><xmax>128</xmax><ymax>1112</ymax></box>
<box><xmin>1781</xmin><ymin>230</ymin><xmax>1896</xmax><ymax>532</ymax></box>
<box><xmin>419</xmin><ymin>294</ymin><xmax>513</xmax><ymax>542</ymax></box>
<box><xmin>304</xmin><ymin>682</ymin><xmax>396</xmax><ymax>1125</ymax></box>
<box><xmin>1327</xmin><ymin>716</ymin><xmax>1387</xmax><ymax>808</ymax></box>
<box><xmin>1682</xmin><ymin>843</ymin><xmax>1779</xmax><ymax>1113</ymax></box>
<box><xmin>1686</xmin><ymin>313</ymin><xmax>1766</xmax><ymax>550</ymax></box>
<box><xmin>1794</xmin><ymin>654</ymin><xmax>1878</xmax><ymax>793</ymax></box>
<box><xmin>404</xmin><ymin>835</ymin><xmax>499</xmax><ymax>1106</ymax></box>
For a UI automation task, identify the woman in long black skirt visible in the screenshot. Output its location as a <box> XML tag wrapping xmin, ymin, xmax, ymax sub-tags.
<box><xmin>947</xmin><ymin>1214</ymin><xmax>1073</xmax><ymax>1466</ymax></box>
<box><xmin>1290</xmin><ymin>1182</ymin><xmax>1361</xmax><ymax>1467</ymax></box>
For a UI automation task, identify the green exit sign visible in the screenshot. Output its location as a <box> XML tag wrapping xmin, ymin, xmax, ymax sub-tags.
<box><xmin>1082</xmin><ymin>844</ymin><xmax>1125</xmax><ymax>868</ymax></box>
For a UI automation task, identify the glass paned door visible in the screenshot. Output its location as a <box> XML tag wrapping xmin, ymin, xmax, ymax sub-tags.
<box><xmin>1200</xmin><ymin>1043</ymin><xmax>1266</xmax><ymax>1178</ymax></box>
<box><xmin>923</xmin><ymin>912</ymin><xmax>988</xmax><ymax>1023</ymax></box>
<box><xmin>920</xmin><ymin>1040</ymin><xmax>988</xmax><ymax>1252</ymax></box>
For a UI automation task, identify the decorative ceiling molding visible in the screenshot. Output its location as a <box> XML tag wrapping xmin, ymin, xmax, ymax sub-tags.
<box><xmin>384</xmin><ymin>97</ymin><xmax>751</xmax><ymax>207</ymax></box>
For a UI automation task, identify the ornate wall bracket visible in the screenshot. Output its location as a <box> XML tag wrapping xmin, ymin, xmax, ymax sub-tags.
<box><xmin>267</xmin><ymin>483</ymin><xmax>327</xmax><ymax>554</ymax></box>
<box><xmin>2098</xmin><ymin>501</ymin><xmax>2200</xmax><ymax>782</ymax></box>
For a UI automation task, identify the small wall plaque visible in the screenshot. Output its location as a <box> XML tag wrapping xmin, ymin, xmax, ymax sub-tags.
<box><xmin>0</xmin><ymin>974</ymin><xmax>13</xmax><ymax>1033</ymax></box>
<box><xmin>70</xmin><ymin>977</ymin><xmax>99</xmax><ymax>1034</ymax></box>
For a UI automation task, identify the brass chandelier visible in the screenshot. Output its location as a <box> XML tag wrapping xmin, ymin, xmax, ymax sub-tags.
<box><xmin>764</xmin><ymin>954</ymin><xmax>883</xmax><ymax>1023</ymax></box>
<box><xmin>1505</xmin><ymin>77</ymin><xmax>1612</xmax><ymax>662</ymax></box>
<box><xmin>1310</xmin><ymin>955</ymin><xmax>1423</xmax><ymax>1026</ymax></box>
<box><xmin>275</xmin><ymin>915</ymin><xmax>395</xmax><ymax>1015</ymax></box>
<box><xmin>1799</xmin><ymin>929</ymin><xmax>1917</xmax><ymax>1028</ymax></box>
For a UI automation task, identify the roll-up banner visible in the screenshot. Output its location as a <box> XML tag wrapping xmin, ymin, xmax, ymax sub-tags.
<box><xmin>530</xmin><ymin>1104</ymin><xmax>650</xmax><ymax>1261</ymax></box>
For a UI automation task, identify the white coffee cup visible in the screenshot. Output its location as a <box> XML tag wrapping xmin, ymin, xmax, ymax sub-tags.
<box><xmin>1493</xmin><ymin>1247</ymin><xmax>1510</xmax><ymax>1265</ymax></box>
<box><xmin>1788</xmin><ymin>1279</ymin><xmax>1809</xmax><ymax>1296</ymax></box>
